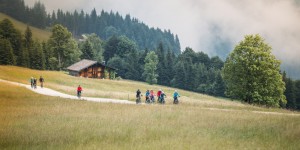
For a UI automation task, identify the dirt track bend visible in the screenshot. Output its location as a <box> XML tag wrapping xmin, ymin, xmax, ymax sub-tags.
<box><xmin>0</xmin><ymin>79</ymin><xmax>135</xmax><ymax>104</ymax></box>
<box><xmin>1</xmin><ymin>79</ymin><xmax>299</xmax><ymax>116</ymax></box>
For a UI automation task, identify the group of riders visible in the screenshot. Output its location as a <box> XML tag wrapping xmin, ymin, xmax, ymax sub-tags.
<box><xmin>136</xmin><ymin>89</ymin><xmax>180</xmax><ymax>104</ymax></box>
<box><xmin>76</xmin><ymin>85</ymin><xmax>180</xmax><ymax>104</ymax></box>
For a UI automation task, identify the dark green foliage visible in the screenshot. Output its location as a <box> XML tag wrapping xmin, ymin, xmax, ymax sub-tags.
<box><xmin>156</xmin><ymin>43</ymin><xmax>169</xmax><ymax>85</ymax></box>
<box><xmin>283</xmin><ymin>72</ymin><xmax>298</xmax><ymax>110</ymax></box>
<box><xmin>104</xmin><ymin>35</ymin><xmax>138</xmax><ymax>61</ymax></box>
<box><xmin>295</xmin><ymin>80</ymin><xmax>300</xmax><ymax>110</ymax></box>
<box><xmin>0</xmin><ymin>38</ymin><xmax>16</xmax><ymax>65</ymax></box>
<box><xmin>20</xmin><ymin>47</ymin><xmax>29</xmax><ymax>67</ymax></box>
<box><xmin>171</xmin><ymin>61</ymin><xmax>186</xmax><ymax>89</ymax></box>
<box><xmin>29</xmin><ymin>41</ymin><xmax>45</xmax><ymax>70</ymax></box>
<box><xmin>48</xmin><ymin>24</ymin><xmax>81</xmax><ymax>70</ymax></box>
<box><xmin>80</xmin><ymin>40</ymin><xmax>94</xmax><ymax>60</ymax></box>
<box><xmin>124</xmin><ymin>50</ymin><xmax>142</xmax><ymax>80</ymax></box>
<box><xmin>169</xmin><ymin>47</ymin><xmax>225</xmax><ymax>96</ymax></box>
<box><xmin>165</xmin><ymin>50</ymin><xmax>175</xmax><ymax>86</ymax></box>
<box><xmin>42</xmin><ymin>42</ymin><xmax>52</xmax><ymax>70</ymax></box>
<box><xmin>209</xmin><ymin>56</ymin><xmax>224</xmax><ymax>69</ymax></box>
<box><xmin>0</xmin><ymin>18</ymin><xmax>22</xmax><ymax>63</ymax></box>
<box><xmin>0</xmin><ymin>0</ymin><xmax>181</xmax><ymax>55</ymax></box>
<box><xmin>85</xmin><ymin>34</ymin><xmax>104</xmax><ymax>62</ymax></box>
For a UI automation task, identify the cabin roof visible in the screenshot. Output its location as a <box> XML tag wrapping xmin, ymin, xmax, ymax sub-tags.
<box><xmin>67</xmin><ymin>59</ymin><xmax>116</xmax><ymax>72</ymax></box>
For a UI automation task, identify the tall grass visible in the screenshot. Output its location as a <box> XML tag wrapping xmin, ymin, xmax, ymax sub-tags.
<box><xmin>0</xmin><ymin>65</ymin><xmax>298</xmax><ymax>113</ymax></box>
<box><xmin>0</xmin><ymin>82</ymin><xmax>299</xmax><ymax>149</ymax></box>
<box><xmin>0</xmin><ymin>13</ymin><xmax>51</xmax><ymax>41</ymax></box>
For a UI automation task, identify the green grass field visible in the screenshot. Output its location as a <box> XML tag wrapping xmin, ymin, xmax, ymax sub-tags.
<box><xmin>0</xmin><ymin>66</ymin><xmax>300</xmax><ymax>149</ymax></box>
<box><xmin>0</xmin><ymin>13</ymin><xmax>51</xmax><ymax>41</ymax></box>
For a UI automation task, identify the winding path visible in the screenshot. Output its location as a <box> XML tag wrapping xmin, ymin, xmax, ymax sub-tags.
<box><xmin>0</xmin><ymin>79</ymin><xmax>135</xmax><ymax>104</ymax></box>
<box><xmin>1</xmin><ymin>79</ymin><xmax>299</xmax><ymax>116</ymax></box>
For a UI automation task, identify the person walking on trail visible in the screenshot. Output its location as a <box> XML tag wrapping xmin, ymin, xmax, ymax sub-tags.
<box><xmin>145</xmin><ymin>90</ymin><xmax>150</xmax><ymax>103</ymax></box>
<box><xmin>30</xmin><ymin>77</ymin><xmax>34</xmax><ymax>88</ymax></box>
<box><xmin>33</xmin><ymin>78</ymin><xmax>37</xmax><ymax>89</ymax></box>
<box><xmin>39</xmin><ymin>76</ymin><xmax>44</xmax><ymax>88</ymax></box>
<box><xmin>173</xmin><ymin>90</ymin><xmax>180</xmax><ymax>104</ymax></box>
<box><xmin>77</xmin><ymin>85</ymin><xmax>82</xmax><ymax>98</ymax></box>
<box><xmin>157</xmin><ymin>89</ymin><xmax>162</xmax><ymax>103</ymax></box>
<box><xmin>136</xmin><ymin>89</ymin><xmax>142</xmax><ymax>104</ymax></box>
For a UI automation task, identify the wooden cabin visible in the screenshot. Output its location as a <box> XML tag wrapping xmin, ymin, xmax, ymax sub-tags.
<box><xmin>67</xmin><ymin>59</ymin><xmax>116</xmax><ymax>79</ymax></box>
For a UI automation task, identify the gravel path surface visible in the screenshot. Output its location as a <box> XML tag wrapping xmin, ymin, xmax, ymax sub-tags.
<box><xmin>0</xmin><ymin>79</ymin><xmax>135</xmax><ymax>104</ymax></box>
<box><xmin>1</xmin><ymin>79</ymin><xmax>299</xmax><ymax>116</ymax></box>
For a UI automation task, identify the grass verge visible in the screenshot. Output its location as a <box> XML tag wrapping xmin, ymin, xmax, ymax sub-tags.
<box><xmin>0</xmin><ymin>82</ymin><xmax>300</xmax><ymax>149</ymax></box>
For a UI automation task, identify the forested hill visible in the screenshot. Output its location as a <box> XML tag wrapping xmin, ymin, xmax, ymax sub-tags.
<box><xmin>0</xmin><ymin>0</ymin><xmax>181</xmax><ymax>54</ymax></box>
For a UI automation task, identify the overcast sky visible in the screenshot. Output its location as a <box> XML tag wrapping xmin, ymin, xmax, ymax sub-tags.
<box><xmin>24</xmin><ymin>0</ymin><xmax>300</xmax><ymax>77</ymax></box>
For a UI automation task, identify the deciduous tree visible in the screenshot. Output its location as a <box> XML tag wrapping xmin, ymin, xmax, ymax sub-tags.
<box><xmin>143</xmin><ymin>51</ymin><xmax>159</xmax><ymax>85</ymax></box>
<box><xmin>222</xmin><ymin>34</ymin><xmax>286</xmax><ymax>107</ymax></box>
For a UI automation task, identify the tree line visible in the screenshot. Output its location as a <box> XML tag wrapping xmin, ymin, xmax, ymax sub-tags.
<box><xmin>0</xmin><ymin>0</ymin><xmax>181</xmax><ymax>55</ymax></box>
<box><xmin>0</xmin><ymin>18</ymin><xmax>225</xmax><ymax>98</ymax></box>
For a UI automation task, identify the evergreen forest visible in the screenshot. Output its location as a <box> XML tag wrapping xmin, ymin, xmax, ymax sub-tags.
<box><xmin>0</xmin><ymin>0</ymin><xmax>181</xmax><ymax>54</ymax></box>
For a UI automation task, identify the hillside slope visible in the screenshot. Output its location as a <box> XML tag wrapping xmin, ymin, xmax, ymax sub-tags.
<box><xmin>0</xmin><ymin>67</ymin><xmax>299</xmax><ymax>149</ymax></box>
<box><xmin>0</xmin><ymin>65</ymin><xmax>298</xmax><ymax>113</ymax></box>
<box><xmin>0</xmin><ymin>13</ymin><xmax>51</xmax><ymax>41</ymax></box>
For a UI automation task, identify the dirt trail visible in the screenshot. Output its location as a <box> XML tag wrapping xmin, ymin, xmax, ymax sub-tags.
<box><xmin>0</xmin><ymin>79</ymin><xmax>135</xmax><ymax>104</ymax></box>
<box><xmin>1</xmin><ymin>79</ymin><xmax>299</xmax><ymax>116</ymax></box>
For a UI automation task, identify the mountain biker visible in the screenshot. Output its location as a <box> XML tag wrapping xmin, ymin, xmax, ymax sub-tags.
<box><xmin>173</xmin><ymin>90</ymin><xmax>180</xmax><ymax>104</ymax></box>
<box><xmin>150</xmin><ymin>90</ymin><xmax>155</xmax><ymax>103</ymax></box>
<box><xmin>157</xmin><ymin>89</ymin><xmax>162</xmax><ymax>103</ymax></box>
<box><xmin>145</xmin><ymin>90</ymin><xmax>150</xmax><ymax>103</ymax></box>
<box><xmin>77</xmin><ymin>85</ymin><xmax>82</xmax><ymax>98</ymax></box>
<box><xmin>160</xmin><ymin>91</ymin><xmax>166</xmax><ymax>104</ymax></box>
<box><xmin>136</xmin><ymin>89</ymin><xmax>141</xmax><ymax>104</ymax></box>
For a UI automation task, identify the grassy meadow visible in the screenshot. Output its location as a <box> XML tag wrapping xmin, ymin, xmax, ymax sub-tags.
<box><xmin>0</xmin><ymin>81</ymin><xmax>300</xmax><ymax>150</ymax></box>
<box><xmin>0</xmin><ymin>65</ymin><xmax>294</xmax><ymax>112</ymax></box>
<box><xmin>0</xmin><ymin>13</ymin><xmax>51</xmax><ymax>41</ymax></box>
<box><xmin>0</xmin><ymin>65</ymin><xmax>300</xmax><ymax>149</ymax></box>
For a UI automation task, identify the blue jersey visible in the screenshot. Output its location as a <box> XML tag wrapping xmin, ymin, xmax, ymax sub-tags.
<box><xmin>145</xmin><ymin>91</ymin><xmax>150</xmax><ymax>97</ymax></box>
<box><xmin>173</xmin><ymin>92</ymin><xmax>179</xmax><ymax>98</ymax></box>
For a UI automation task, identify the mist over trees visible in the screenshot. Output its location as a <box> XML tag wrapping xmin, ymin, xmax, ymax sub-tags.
<box><xmin>0</xmin><ymin>0</ymin><xmax>181</xmax><ymax>55</ymax></box>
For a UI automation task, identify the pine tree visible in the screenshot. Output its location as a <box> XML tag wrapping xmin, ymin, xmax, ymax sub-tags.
<box><xmin>20</xmin><ymin>47</ymin><xmax>29</xmax><ymax>67</ymax></box>
<box><xmin>283</xmin><ymin>72</ymin><xmax>297</xmax><ymax>109</ymax></box>
<box><xmin>0</xmin><ymin>39</ymin><xmax>16</xmax><ymax>65</ymax></box>
<box><xmin>172</xmin><ymin>61</ymin><xmax>185</xmax><ymax>89</ymax></box>
<box><xmin>0</xmin><ymin>19</ymin><xmax>22</xmax><ymax>64</ymax></box>
<box><xmin>156</xmin><ymin>42</ymin><xmax>168</xmax><ymax>85</ymax></box>
<box><xmin>213</xmin><ymin>70</ymin><xmax>225</xmax><ymax>97</ymax></box>
<box><xmin>30</xmin><ymin>41</ymin><xmax>45</xmax><ymax>70</ymax></box>
<box><xmin>165</xmin><ymin>50</ymin><xmax>175</xmax><ymax>85</ymax></box>
<box><xmin>80</xmin><ymin>40</ymin><xmax>94</xmax><ymax>60</ymax></box>
<box><xmin>294</xmin><ymin>80</ymin><xmax>300</xmax><ymax>110</ymax></box>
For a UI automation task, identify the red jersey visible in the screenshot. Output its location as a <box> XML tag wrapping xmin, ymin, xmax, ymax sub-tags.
<box><xmin>157</xmin><ymin>91</ymin><xmax>161</xmax><ymax>97</ymax></box>
<box><xmin>77</xmin><ymin>86</ymin><xmax>82</xmax><ymax>92</ymax></box>
<box><xmin>150</xmin><ymin>90</ymin><xmax>155</xmax><ymax>96</ymax></box>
